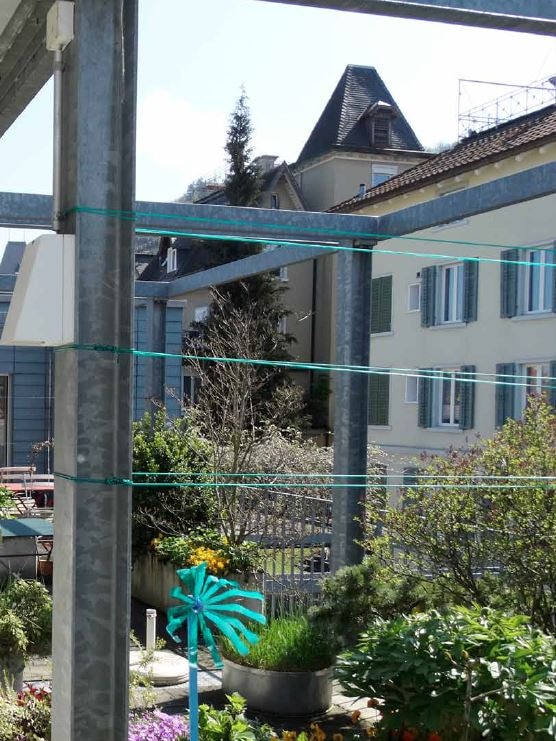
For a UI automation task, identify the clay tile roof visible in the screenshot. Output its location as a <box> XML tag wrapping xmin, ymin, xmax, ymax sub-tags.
<box><xmin>330</xmin><ymin>104</ymin><xmax>556</xmax><ymax>212</ymax></box>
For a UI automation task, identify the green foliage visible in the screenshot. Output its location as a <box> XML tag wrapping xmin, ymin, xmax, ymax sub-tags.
<box><xmin>367</xmin><ymin>396</ymin><xmax>556</xmax><ymax>633</ymax></box>
<box><xmin>222</xmin><ymin>615</ymin><xmax>334</xmax><ymax>672</ymax></box>
<box><xmin>0</xmin><ymin>579</ymin><xmax>52</xmax><ymax>657</ymax></box>
<box><xmin>132</xmin><ymin>409</ymin><xmax>218</xmax><ymax>549</ymax></box>
<box><xmin>337</xmin><ymin>606</ymin><xmax>556</xmax><ymax>740</ymax></box>
<box><xmin>0</xmin><ymin>686</ymin><xmax>51</xmax><ymax>741</ymax></box>
<box><xmin>224</xmin><ymin>92</ymin><xmax>261</xmax><ymax>208</ymax></box>
<box><xmin>200</xmin><ymin>693</ymin><xmax>259</xmax><ymax>741</ymax></box>
<box><xmin>150</xmin><ymin>528</ymin><xmax>260</xmax><ymax>575</ymax></box>
<box><xmin>0</xmin><ymin>487</ymin><xmax>12</xmax><ymax>514</ymax></box>
<box><xmin>309</xmin><ymin>557</ymin><xmax>438</xmax><ymax>650</ymax></box>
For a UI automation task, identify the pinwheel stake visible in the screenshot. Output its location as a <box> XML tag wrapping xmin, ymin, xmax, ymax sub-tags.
<box><xmin>166</xmin><ymin>563</ymin><xmax>266</xmax><ymax>741</ymax></box>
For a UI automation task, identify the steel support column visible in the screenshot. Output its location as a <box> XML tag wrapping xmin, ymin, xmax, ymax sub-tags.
<box><xmin>144</xmin><ymin>298</ymin><xmax>166</xmax><ymax>414</ymax></box>
<box><xmin>51</xmin><ymin>1</ymin><xmax>138</xmax><ymax>738</ymax></box>
<box><xmin>331</xmin><ymin>243</ymin><xmax>373</xmax><ymax>570</ymax></box>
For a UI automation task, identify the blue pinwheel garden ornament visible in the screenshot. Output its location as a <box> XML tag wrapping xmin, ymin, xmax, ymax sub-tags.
<box><xmin>166</xmin><ymin>562</ymin><xmax>266</xmax><ymax>741</ymax></box>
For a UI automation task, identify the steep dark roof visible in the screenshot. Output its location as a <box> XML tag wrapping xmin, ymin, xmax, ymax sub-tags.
<box><xmin>139</xmin><ymin>237</ymin><xmax>216</xmax><ymax>282</ymax></box>
<box><xmin>195</xmin><ymin>161</ymin><xmax>307</xmax><ymax>209</ymax></box>
<box><xmin>330</xmin><ymin>104</ymin><xmax>556</xmax><ymax>212</ymax></box>
<box><xmin>0</xmin><ymin>241</ymin><xmax>24</xmax><ymax>275</ymax></box>
<box><xmin>296</xmin><ymin>65</ymin><xmax>423</xmax><ymax>165</ymax></box>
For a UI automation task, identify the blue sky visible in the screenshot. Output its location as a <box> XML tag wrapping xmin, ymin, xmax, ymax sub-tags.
<box><xmin>0</xmin><ymin>0</ymin><xmax>555</xmax><ymax>248</ymax></box>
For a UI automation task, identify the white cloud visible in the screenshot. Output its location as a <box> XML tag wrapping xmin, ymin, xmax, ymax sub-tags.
<box><xmin>136</xmin><ymin>89</ymin><xmax>228</xmax><ymax>200</ymax></box>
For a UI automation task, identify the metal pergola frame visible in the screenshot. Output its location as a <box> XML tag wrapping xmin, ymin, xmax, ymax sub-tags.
<box><xmin>0</xmin><ymin>1</ymin><xmax>554</xmax><ymax>738</ymax></box>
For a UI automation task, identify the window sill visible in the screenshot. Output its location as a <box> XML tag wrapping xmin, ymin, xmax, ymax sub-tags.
<box><xmin>510</xmin><ymin>312</ymin><xmax>555</xmax><ymax>322</ymax></box>
<box><xmin>371</xmin><ymin>330</ymin><xmax>394</xmax><ymax>337</ymax></box>
<box><xmin>427</xmin><ymin>427</ymin><xmax>465</xmax><ymax>433</ymax></box>
<box><xmin>430</xmin><ymin>322</ymin><xmax>466</xmax><ymax>330</ymax></box>
<box><xmin>368</xmin><ymin>424</ymin><xmax>392</xmax><ymax>430</ymax></box>
<box><xmin>404</xmin><ymin>400</ymin><xmax>418</xmax><ymax>404</ymax></box>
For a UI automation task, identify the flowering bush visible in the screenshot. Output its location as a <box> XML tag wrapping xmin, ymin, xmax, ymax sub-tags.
<box><xmin>150</xmin><ymin>528</ymin><xmax>259</xmax><ymax>575</ymax></box>
<box><xmin>128</xmin><ymin>709</ymin><xmax>188</xmax><ymax>741</ymax></box>
<box><xmin>0</xmin><ymin>684</ymin><xmax>51</xmax><ymax>741</ymax></box>
<box><xmin>337</xmin><ymin>607</ymin><xmax>556</xmax><ymax>740</ymax></box>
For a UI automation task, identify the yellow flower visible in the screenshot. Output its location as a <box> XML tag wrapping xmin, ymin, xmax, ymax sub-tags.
<box><xmin>333</xmin><ymin>734</ymin><xmax>344</xmax><ymax>741</ymax></box>
<box><xmin>351</xmin><ymin>710</ymin><xmax>361</xmax><ymax>724</ymax></box>
<box><xmin>283</xmin><ymin>732</ymin><xmax>297</xmax><ymax>741</ymax></box>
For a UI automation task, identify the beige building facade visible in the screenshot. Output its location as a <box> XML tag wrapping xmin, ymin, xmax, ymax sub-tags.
<box><xmin>332</xmin><ymin>105</ymin><xmax>556</xmax><ymax>478</ymax></box>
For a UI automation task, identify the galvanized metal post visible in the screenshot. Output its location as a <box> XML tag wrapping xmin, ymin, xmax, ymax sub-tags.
<box><xmin>145</xmin><ymin>298</ymin><xmax>167</xmax><ymax>414</ymax></box>
<box><xmin>331</xmin><ymin>243</ymin><xmax>373</xmax><ymax>570</ymax></box>
<box><xmin>51</xmin><ymin>1</ymin><xmax>137</xmax><ymax>739</ymax></box>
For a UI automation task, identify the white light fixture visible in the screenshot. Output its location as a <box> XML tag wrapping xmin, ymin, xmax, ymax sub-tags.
<box><xmin>0</xmin><ymin>235</ymin><xmax>75</xmax><ymax>347</ymax></box>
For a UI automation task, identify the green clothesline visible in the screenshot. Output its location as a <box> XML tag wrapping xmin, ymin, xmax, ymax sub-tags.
<box><xmin>132</xmin><ymin>471</ymin><xmax>556</xmax><ymax>481</ymax></box>
<box><xmin>54</xmin><ymin>343</ymin><xmax>556</xmax><ymax>391</ymax></box>
<box><xmin>70</xmin><ymin>205</ymin><xmax>555</xmax><ymax>255</ymax></box>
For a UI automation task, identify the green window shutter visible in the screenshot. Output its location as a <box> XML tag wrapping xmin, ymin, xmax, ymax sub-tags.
<box><xmin>420</xmin><ymin>266</ymin><xmax>437</xmax><ymax>327</ymax></box>
<box><xmin>500</xmin><ymin>249</ymin><xmax>518</xmax><ymax>318</ymax></box>
<box><xmin>459</xmin><ymin>365</ymin><xmax>475</xmax><ymax>430</ymax></box>
<box><xmin>495</xmin><ymin>363</ymin><xmax>516</xmax><ymax>427</ymax></box>
<box><xmin>371</xmin><ymin>275</ymin><xmax>392</xmax><ymax>334</ymax></box>
<box><xmin>462</xmin><ymin>261</ymin><xmax>478</xmax><ymax>323</ymax></box>
<box><xmin>550</xmin><ymin>361</ymin><xmax>556</xmax><ymax>409</ymax></box>
<box><xmin>550</xmin><ymin>247</ymin><xmax>556</xmax><ymax>310</ymax></box>
<box><xmin>417</xmin><ymin>369</ymin><xmax>433</xmax><ymax>428</ymax></box>
<box><xmin>368</xmin><ymin>372</ymin><xmax>389</xmax><ymax>425</ymax></box>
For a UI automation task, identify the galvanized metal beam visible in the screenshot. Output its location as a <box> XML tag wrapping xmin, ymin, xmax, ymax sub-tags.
<box><xmin>258</xmin><ymin>0</ymin><xmax>556</xmax><ymax>35</ymax></box>
<box><xmin>0</xmin><ymin>0</ymin><xmax>52</xmax><ymax>138</ymax></box>
<box><xmin>167</xmin><ymin>243</ymin><xmax>329</xmax><ymax>296</ymax></box>
<box><xmin>51</xmin><ymin>0</ymin><xmax>137</xmax><ymax>738</ymax></box>
<box><xmin>332</xmin><ymin>243</ymin><xmax>373</xmax><ymax>570</ymax></box>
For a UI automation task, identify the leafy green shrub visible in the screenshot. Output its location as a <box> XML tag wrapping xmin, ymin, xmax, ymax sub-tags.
<box><xmin>132</xmin><ymin>410</ymin><xmax>218</xmax><ymax>550</ymax></box>
<box><xmin>151</xmin><ymin>529</ymin><xmax>260</xmax><ymax>575</ymax></box>
<box><xmin>0</xmin><ymin>579</ymin><xmax>52</xmax><ymax>655</ymax></box>
<box><xmin>309</xmin><ymin>557</ymin><xmax>440</xmax><ymax>650</ymax></box>
<box><xmin>222</xmin><ymin>616</ymin><xmax>334</xmax><ymax>672</ymax></box>
<box><xmin>337</xmin><ymin>606</ymin><xmax>556</xmax><ymax>740</ymax></box>
<box><xmin>0</xmin><ymin>686</ymin><xmax>51</xmax><ymax>741</ymax></box>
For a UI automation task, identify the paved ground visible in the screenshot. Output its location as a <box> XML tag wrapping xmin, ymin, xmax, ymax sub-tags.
<box><xmin>24</xmin><ymin>598</ymin><xmax>379</xmax><ymax>735</ymax></box>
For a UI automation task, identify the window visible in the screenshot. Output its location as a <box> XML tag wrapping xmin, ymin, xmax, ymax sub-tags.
<box><xmin>0</xmin><ymin>377</ymin><xmax>8</xmax><ymax>466</ymax></box>
<box><xmin>405</xmin><ymin>375</ymin><xmax>418</xmax><ymax>403</ymax></box>
<box><xmin>166</xmin><ymin>247</ymin><xmax>177</xmax><ymax>273</ymax></box>
<box><xmin>371</xmin><ymin>275</ymin><xmax>392</xmax><ymax>334</ymax></box>
<box><xmin>372</xmin><ymin>116</ymin><xmax>391</xmax><ymax>147</ymax></box>
<box><xmin>524</xmin><ymin>249</ymin><xmax>553</xmax><ymax>313</ymax></box>
<box><xmin>279</xmin><ymin>266</ymin><xmax>288</xmax><ymax>282</ymax></box>
<box><xmin>440</xmin><ymin>264</ymin><xmax>463</xmax><ymax>323</ymax></box>
<box><xmin>368</xmin><ymin>372</ymin><xmax>389</xmax><ymax>426</ymax></box>
<box><xmin>437</xmin><ymin>371</ymin><xmax>462</xmax><ymax>426</ymax></box>
<box><xmin>277</xmin><ymin>316</ymin><xmax>287</xmax><ymax>334</ymax></box>
<box><xmin>407</xmin><ymin>283</ymin><xmax>421</xmax><ymax>312</ymax></box>
<box><xmin>194</xmin><ymin>306</ymin><xmax>209</xmax><ymax>323</ymax></box>
<box><xmin>371</xmin><ymin>164</ymin><xmax>397</xmax><ymax>188</ymax></box>
<box><xmin>501</xmin><ymin>245</ymin><xmax>555</xmax><ymax>318</ymax></box>
<box><xmin>496</xmin><ymin>360</ymin><xmax>556</xmax><ymax>426</ymax></box>
<box><xmin>270</xmin><ymin>193</ymin><xmax>280</xmax><ymax>209</ymax></box>
<box><xmin>419</xmin><ymin>366</ymin><xmax>475</xmax><ymax>430</ymax></box>
<box><xmin>421</xmin><ymin>262</ymin><xmax>478</xmax><ymax>327</ymax></box>
<box><xmin>182</xmin><ymin>373</ymin><xmax>201</xmax><ymax>406</ymax></box>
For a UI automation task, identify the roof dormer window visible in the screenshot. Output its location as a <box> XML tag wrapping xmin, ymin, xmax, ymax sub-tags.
<box><xmin>372</xmin><ymin>116</ymin><xmax>391</xmax><ymax>148</ymax></box>
<box><xmin>167</xmin><ymin>246</ymin><xmax>177</xmax><ymax>273</ymax></box>
<box><xmin>360</xmin><ymin>100</ymin><xmax>397</xmax><ymax>149</ymax></box>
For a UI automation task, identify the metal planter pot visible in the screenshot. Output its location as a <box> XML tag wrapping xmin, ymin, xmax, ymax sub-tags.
<box><xmin>222</xmin><ymin>659</ymin><xmax>333</xmax><ymax>716</ymax></box>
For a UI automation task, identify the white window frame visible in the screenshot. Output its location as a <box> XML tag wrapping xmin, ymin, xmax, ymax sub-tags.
<box><xmin>435</xmin><ymin>369</ymin><xmax>461</xmax><ymax>427</ymax></box>
<box><xmin>277</xmin><ymin>316</ymin><xmax>287</xmax><ymax>334</ymax></box>
<box><xmin>439</xmin><ymin>263</ymin><xmax>464</xmax><ymax>324</ymax></box>
<box><xmin>371</xmin><ymin>163</ymin><xmax>398</xmax><ymax>188</ymax></box>
<box><xmin>166</xmin><ymin>246</ymin><xmax>177</xmax><ymax>273</ymax></box>
<box><xmin>405</xmin><ymin>375</ymin><xmax>418</xmax><ymax>403</ymax></box>
<box><xmin>407</xmin><ymin>283</ymin><xmax>421</xmax><ymax>312</ymax></box>
<box><xmin>270</xmin><ymin>193</ymin><xmax>280</xmax><ymax>209</ymax></box>
<box><xmin>194</xmin><ymin>306</ymin><xmax>209</xmax><ymax>323</ymax></box>
<box><xmin>517</xmin><ymin>361</ymin><xmax>550</xmax><ymax>416</ymax></box>
<box><xmin>279</xmin><ymin>266</ymin><xmax>288</xmax><ymax>282</ymax></box>
<box><xmin>522</xmin><ymin>248</ymin><xmax>553</xmax><ymax>314</ymax></box>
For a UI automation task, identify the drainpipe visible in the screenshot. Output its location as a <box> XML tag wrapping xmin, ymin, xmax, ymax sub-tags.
<box><xmin>52</xmin><ymin>49</ymin><xmax>64</xmax><ymax>232</ymax></box>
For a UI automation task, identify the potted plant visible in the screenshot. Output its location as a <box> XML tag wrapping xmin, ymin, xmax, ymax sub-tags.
<box><xmin>0</xmin><ymin>579</ymin><xmax>52</xmax><ymax>691</ymax></box>
<box><xmin>221</xmin><ymin>615</ymin><xmax>334</xmax><ymax>716</ymax></box>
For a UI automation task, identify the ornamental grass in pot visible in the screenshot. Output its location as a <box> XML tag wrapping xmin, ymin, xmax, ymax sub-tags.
<box><xmin>221</xmin><ymin>615</ymin><xmax>335</xmax><ymax>716</ymax></box>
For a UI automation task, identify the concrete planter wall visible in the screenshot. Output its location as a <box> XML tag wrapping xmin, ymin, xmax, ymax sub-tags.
<box><xmin>132</xmin><ymin>553</ymin><xmax>261</xmax><ymax>614</ymax></box>
<box><xmin>222</xmin><ymin>659</ymin><xmax>333</xmax><ymax>716</ymax></box>
<box><xmin>0</xmin><ymin>652</ymin><xmax>24</xmax><ymax>693</ymax></box>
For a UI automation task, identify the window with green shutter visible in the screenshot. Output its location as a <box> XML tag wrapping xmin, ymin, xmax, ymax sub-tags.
<box><xmin>495</xmin><ymin>363</ymin><xmax>516</xmax><ymax>427</ymax></box>
<box><xmin>368</xmin><ymin>372</ymin><xmax>389</xmax><ymax>426</ymax></box>
<box><xmin>370</xmin><ymin>275</ymin><xmax>392</xmax><ymax>334</ymax></box>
